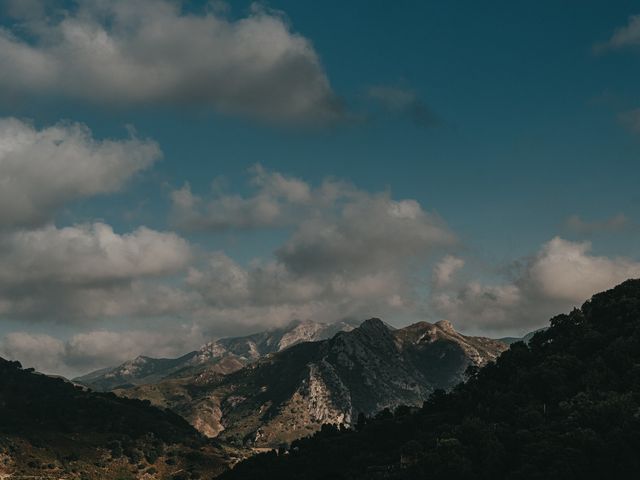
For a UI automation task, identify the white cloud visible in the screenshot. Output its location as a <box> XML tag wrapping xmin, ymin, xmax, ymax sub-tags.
<box><xmin>171</xmin><ymin>183</ymin><xmax>284</xmax><ymax>231</ymax></box>
<box><xmin>0</xmin><ymin>160</ymin><xmax>455</xmax><ymax>332</ymax></box>
<box><xmin>432</xmin><ymin>237</ymin><xmax>640</xmax><ymax>335</ymax></box>
<box><xmin>277</xmin><ymin>194</ymin><xmax>454</xmax><ymax>276</ymax></box>
<box><xmin>433</xmin><ymin>255</ymin><xmax>465</xmax><ymax>287</ymax></box>
<box><xmin>14</xmin><ymin>162</ymin><xmax>639</xmax><ymax>372</ymax></box>
<box><xmin>0</xmin><ymin>117</ymin><xmax>160</xmax><ymax>228</ymax></box>
<box><xmin>0</xmin><ymin>0</ymin><xmax>341</xmax><ymax>122</ymax></box>
<box><xmin>170</xmin><ymin>165</ymin><xmax>313</xmax><ymax>231</ymax></box>
<box><xmin>432</xmin><ymin>283</ymin><xmax>522</xmax><ymax>332</ymax></box>
<box><xmin>524</xmin><ymin>237</ymin><xmax>640</xmax><ymax>303</ymax></box>
<box><xmin>0</xmin><ymin>223</ymin><xmax>191</xmax><ymax>319</ymax></box>
<box><xmin>182</xmin><ymin>174</ymin><xmax>457</xmax><ymax>329</ymax></box>
<box><xmin>595</xmin><ymin>14</ymin><xmax>640</xmax><ymax>52</ymax></box>
<box><xmin>250</xmin><ymin>164</ymin><xmax>312</xmax><ymax>203</ymax></box>
<box><xmin>0</xmin><ymin>326</ymin><xmax>206</xmax><ymax>377</ymax></box>
<box><xmin>0</xmin><ymin>223</ymin><xmax>190</xmax><ymax>286</ymax></box>
<box><xmin>186</xmin><ymin>253</ymin><xmax>408</xmax><ymax>327</ymax></box>
<box><xmin>177</xmin><ymin>165</ymin><xmax>455</xmax><ymax>275</ymax></box>
<box><xmin>0</xmin><ymin>332</ymin><xmax>67</xmax><ymax>374</ymax></box>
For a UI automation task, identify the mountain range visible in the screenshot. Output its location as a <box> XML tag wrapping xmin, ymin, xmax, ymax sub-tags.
<box><xmin>114</xmin><ymin>318</ymin><xmax>507</xmax><ymax>447</ymax></box>
<box><xmin>75</xmin><ymin>320</ymin><xmax>358</xmax><ymax>392</ymax></box>
<box><xmin>3</xmin><ymin>279</ymin><xmax>640</xmax><ymax>479</ymax></box>
<box><xmin>222</xmin><ymin>279</ymin><xmax>640</xmax><ymax>480</ymax></box>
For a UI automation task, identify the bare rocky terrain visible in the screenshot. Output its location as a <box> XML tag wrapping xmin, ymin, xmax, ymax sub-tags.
<box><xmin>118</xmin><ymin>318</ymin><xmax>507</xmax><ymax>448</ymax></box>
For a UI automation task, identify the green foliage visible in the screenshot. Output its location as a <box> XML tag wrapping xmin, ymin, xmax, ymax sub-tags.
<box><xmin>221</xmin><ymin>279</ymin><xmax>640</xmax><ymax>480</ymax></box>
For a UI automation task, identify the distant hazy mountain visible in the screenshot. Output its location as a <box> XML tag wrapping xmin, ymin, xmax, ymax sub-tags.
<box><xmin>73</xmin><ymin>351</ymin><xmax>202</xmax><ymax>391</ymax></box>
<box><xmin>74</xmin><ymin>320</ymin><xmax>358</xmax><ymax>391</ymax></box>
<box><xmin>119</xmin><ymin>318</ymin><xmax>507</xmax><ymax>447</ymax></box>
<box><xmin>0</xmin><ymin>357</ymin><xmax>235</xmax><ymax>479</ymax></box>
<box><xmin>498</xmin><ymin>328</ymin><xmax>546</xmax><ymax>345</ymax></box>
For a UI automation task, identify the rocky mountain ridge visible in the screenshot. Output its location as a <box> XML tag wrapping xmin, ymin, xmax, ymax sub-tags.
<box><xmin>119</xmin><ymin>318</ymin><xmax>507</xmax><ymax>448</ymax></box>
<box><xmin>75</xmin><ymin>320</ymin><xmax>357</xmax><ymax>391</ymax></box>
<box><xmin>221</xmin><ymin>279</ymin><xmax>640</xmax><ymax>480</ymax></box>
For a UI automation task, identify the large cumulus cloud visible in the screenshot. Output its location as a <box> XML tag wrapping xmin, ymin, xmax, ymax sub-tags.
<box><xmin>3</xmin><ymin>157</ymin><xmax>639</xmax><ymax>375</ymax></box>
<box><xmin>179</xmin><ymin>166</ymin><xmax>457</xmax><ymax>327</ymax></box>
<box><xmin>431</xmin><ymin>237</ymin><xmax>640</xmax><ymax>336</ymax></box>
<box><xmin>0</xmin><ymin>117</ymin><xmax>159</xmax><ymax>228</ymax></box>
<box><xmin>0</xmin><ymin>0</ymin><xmax>341</xmax><ymax>122</ymax></box>
<box><xmin>0</xmin><ymin>223</ymin><xmax>192</xmax><ymax>319</ymax></box>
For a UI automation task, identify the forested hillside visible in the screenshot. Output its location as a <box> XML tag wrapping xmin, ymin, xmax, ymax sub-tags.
<box><xmin>222</xmin><ymin>279</ymin><xmax>640</xmax><ymax>480</ymax></box>
<box><xmin>0</xmin><ymin>358</ymin><xmax>236</xmax><ymax>479</ymax></box>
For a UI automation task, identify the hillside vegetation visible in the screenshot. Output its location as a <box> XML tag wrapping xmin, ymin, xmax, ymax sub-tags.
<box><xmin>0</xmin><ymin>358</ymin><xmax>237</xmax><ymax>479</ymax></box>
<box><xmin>120</xmin><ymin>319</ymin><xmax>505</xmax><ymax>448</ymax></box>
<box><xmin>222</xmin><ymin>279</ymin><xmax>640</xmax><ymax>480</ymax></box>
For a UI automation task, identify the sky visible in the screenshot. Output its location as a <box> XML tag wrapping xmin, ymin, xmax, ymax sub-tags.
<box><xmin>0</xmin><ymin>0</ymin><xmax>640</xmax><ymax>377</ymax></box>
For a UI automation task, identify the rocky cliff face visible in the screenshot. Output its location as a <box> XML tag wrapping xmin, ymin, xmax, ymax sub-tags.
<box><xmin>119</xmin><ymin>319</ymin><xmax>507</xmax><ymax>448</ymax></box>
<box><xmin>75</xmin><ymin>320</ymin><xmax>357</xmax><ymax>391</ymax></box>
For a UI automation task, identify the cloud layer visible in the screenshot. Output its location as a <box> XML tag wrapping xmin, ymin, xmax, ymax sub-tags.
<box><xmin>182</xmin><ymin>165</ymin><xmax>457</xmax><ymax>329</ymax></box>
<box><xmin>1</xmin><ymin>157</ymin><xmax>638</xmax><ymax>375</ymax></box>
<box><xmin>0</xmin><ymin>326</ymin><xmax>205</xmax><ymax>377</ymax></box>
<box><xmin>0</xmin><ymin>162</ymin><xmax>459</xmax><ymax>373</ymax></box>
<box><xmin>0</xmin><ymin>117</ymin><xmax>159</xmax><ymax>228</ymax></box>
<box><xmin>170</xmin><ymin>165</ymin><xmax>313</xmax><ymax>231</ymax></box>
<box><xmin>0</xmin><ymin>223</ymin><xmax>191</xmax><ymax>319</ymax></box>
<box><xmin>0</xmin><ymin>0</ymin><xmax>340</xmax><ymax>122</ymax></box>
<box><xmin>432</xmin><ymin>237</ymin><xmax>640</xmax><ymax>335</ymax></box>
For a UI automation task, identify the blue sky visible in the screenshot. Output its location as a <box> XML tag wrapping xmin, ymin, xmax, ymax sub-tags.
<box><xmin>0</xmin><ymin>0</ymin><xmax>639</xmax><ymax>375</ymax></box>
<box><xmin>9</xmin><ymin>0</ymin><xmax>639</xmax><ymax>257</ymax></box>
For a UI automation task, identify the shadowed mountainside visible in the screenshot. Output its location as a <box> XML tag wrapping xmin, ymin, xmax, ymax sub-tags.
<box><xmin>0</xmin><ymin>358</ymin><xmax>238</xmax><ymax>479</ymax></box>
<box><xmin>119</xmin><ymin>319</ymin><xmax>506</xmax><ymax>447</ymax></box>
<box><xmin>221</xmin><ymin>279</ymin><xmax>640</xmax><ymax>480</ymax></box>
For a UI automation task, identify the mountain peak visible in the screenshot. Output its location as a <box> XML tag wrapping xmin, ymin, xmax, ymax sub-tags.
<box><xmin>435</xmin><ymin>319</ymin><xmax>456</xmax><ymax>334</ymax></box>
<box><xmin>76</xmin><ymin>320</ymin><xmax>356</xmax><ymax>391</ymax></box>
<box><xmin>358</xmin><ymin>317</ymin><xmax>389</xmax><ymax>333</ymax></box>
